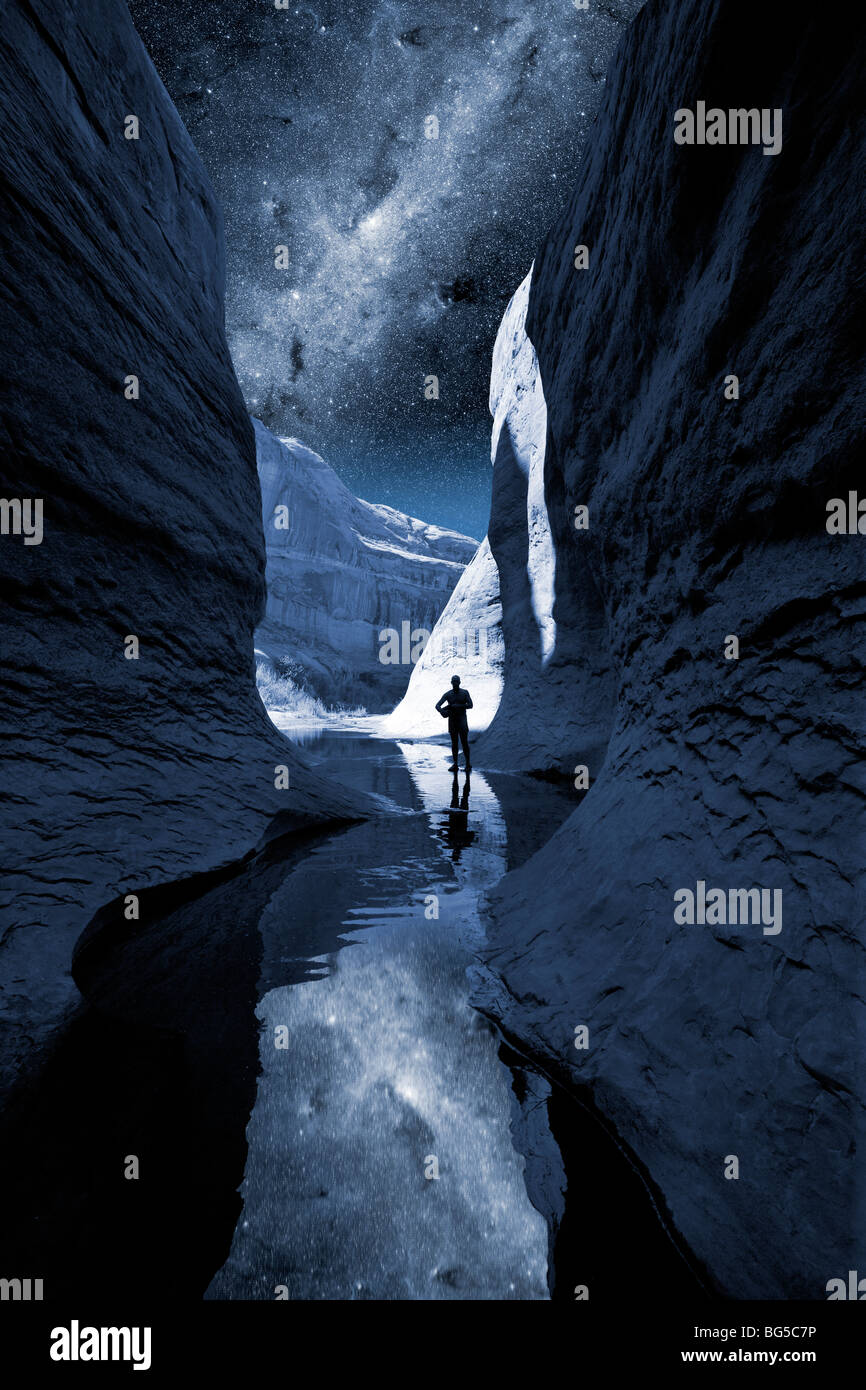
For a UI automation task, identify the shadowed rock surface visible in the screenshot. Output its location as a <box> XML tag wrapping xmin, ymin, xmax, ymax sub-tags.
<box><xmin>0</xmin><ymin>0</ymin><xmax>367</xmax><ymax>1096</ymax></box>
<box><xmin>478</xmin><ymin>265</ymin><xmax>616</xmax><ymax>772</ymax></box>
<box><xmin>0</xmin><ymin>823</ymin><xmax>334</xmax><ymax>1302</ymax></box>
<box><xmin>474</xmin><ymin>0</ymin><xmax>866</xmax><ymax>1297</ymax></box>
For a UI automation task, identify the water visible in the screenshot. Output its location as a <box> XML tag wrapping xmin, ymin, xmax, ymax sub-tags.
<box><xmin>205</xmin><ymin>729</ymin><xmax>574</xmax><ymax>1301</ymax></box>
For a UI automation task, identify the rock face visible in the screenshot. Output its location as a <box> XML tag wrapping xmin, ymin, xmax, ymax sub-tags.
<box><xmin>383</xmin><ymin>266</ymin><xmax>563</xmax><ymax>745</ymax></box>
<box><xmin>0</xmin><ymin>0</ymin><xmax>365</xmax><ymax>1096</ymax></box>
<box><xmin>381</xmin><ymin>537</ymin><xmax>504</xmax><ymax>738</ymax></box>
<box><xmin>394</xmin><ymin>260</ymin><xmax>615</xmax><ymax>758</ymax></box>
<box><xmin>476</xmin><ymin>0</ymin><xmax>865</xmax><ymax>1298</ymax></box>
<box><xmin>254</xmin><ymin>421</ymin><xmax>477</xmax><ymax>712</ymax></box>
<box><xmin>479</xmin><ymin>265</ymin><xmax>616</xmax><ymax>772</ymax></box>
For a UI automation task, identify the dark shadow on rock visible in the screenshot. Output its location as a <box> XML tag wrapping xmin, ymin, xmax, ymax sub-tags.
<box><xmin>498</xmin><ymin>1039</ymin><xmax>714</xmax><ymax>1303</ymax></box>
<box><xmin>0</xmin><ymin>814</ymin><xmax>360</xmax><ymax>1302</ymax></box>
<box><xmin>483</xmin><ymin>769</ymin><xmax>579</xmax><ymax>873</ymax></box>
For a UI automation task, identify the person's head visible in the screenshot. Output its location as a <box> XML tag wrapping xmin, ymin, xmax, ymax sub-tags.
<box><xmin>451</xmin><ymin>675</ymin><xmax>461</xmax><ymax>688</ymax></box>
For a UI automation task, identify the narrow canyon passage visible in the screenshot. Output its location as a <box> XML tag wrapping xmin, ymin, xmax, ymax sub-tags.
<box><xmin>0</xmin><ymin>726</ymin><xmax>709</xmax><ymax>1304</ymax></box>
<box><xmin>205</xmin><ymin>729</ymin><xmax>574</xmax><ymax>1300</ymax></box>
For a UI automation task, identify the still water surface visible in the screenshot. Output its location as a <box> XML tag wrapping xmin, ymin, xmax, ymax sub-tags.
<box><xmin>206</xmin><ymin>730</ymin><xmax>573</xmax><ymax>1300</ymax></box>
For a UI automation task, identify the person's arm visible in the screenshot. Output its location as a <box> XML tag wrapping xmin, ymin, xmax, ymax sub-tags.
<box><xmin>464</xmin><ymin>690</ymin><xmax>473</xmax><ymax>709</ymax></box>
<box><xmin>435</xmin><ymin>693</ymin><xmax>448</xmax><ymax>712</ymax></box>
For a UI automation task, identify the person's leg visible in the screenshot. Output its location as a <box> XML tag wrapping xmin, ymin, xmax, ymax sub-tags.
<box><xmin>460</xmin><ymin>725</ymin><xmax>471</xmax><ymax>766</ymax></box>
<box><xmin>450</xmin><ymin>726</ymin><xmax>459</xmax><ymax>767</ymax></box>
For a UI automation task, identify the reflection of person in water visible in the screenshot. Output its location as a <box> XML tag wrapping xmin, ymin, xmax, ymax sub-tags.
<box><xmin>443</xmin><ymin>772</ymin><xmax>474</xmax><ymax>862</ymax></box>
<box><xmin>435</xmin><ymin>674</ymin><xmax>472</xmax><ymax>771</ymax></box>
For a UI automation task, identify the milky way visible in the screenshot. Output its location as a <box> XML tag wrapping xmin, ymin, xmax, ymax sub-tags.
<box><xmin>129</xmin><ymin>0</ymin><xmax>643</xmax><ymax>538</ymax></box>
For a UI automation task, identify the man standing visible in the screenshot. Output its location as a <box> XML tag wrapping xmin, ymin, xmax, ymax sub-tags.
<box><xmin>435</xmin><ymin>675</ymin><xmax>473</xmax><ymax>771</ymax></box>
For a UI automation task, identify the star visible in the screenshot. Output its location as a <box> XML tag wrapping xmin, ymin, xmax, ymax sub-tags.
<box><xmin>127</xmin><ymin>0</ymin><xmax>645</xmax><ymax>540</ymax></box>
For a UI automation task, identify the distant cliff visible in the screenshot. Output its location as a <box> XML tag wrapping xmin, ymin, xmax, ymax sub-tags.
<box><xmin>475</xmin><ymin>0</ymin><xmax>865</xmax><ymax>1297</ymax></box>
<box><xmin>254</xmin><ymin>420</ymin><xmax>477</xmax><ymax>712</ymax></box>
<box><xmin>0</xmin><ymin>0</ymin><xmax>365</xmax><ymax>1094</ymax></box>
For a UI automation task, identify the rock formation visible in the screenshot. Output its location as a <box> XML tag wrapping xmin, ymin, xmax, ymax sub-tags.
<box><xmin>383</xmin><ymin>268</ymin><xmax>558</xmax><ymax>744</ymax></box>
<box><xmin>254</xmin><ymin>420</ymin><xmax>477</xmax><ymax>712</ymax></box>
<box><xmin>0</xmin><ymin>0</ymin><xmax>365</xmax><ymax>1096</ymax></box>
<box><xmin>381</xmin><ymin>537</ymin><xmax>503</xmax><ymax>738</ymax></box>
<box><xmin>475</xmin><ymin>0</ymin><xmax>866</xmax><ymax>1298</ymax></box>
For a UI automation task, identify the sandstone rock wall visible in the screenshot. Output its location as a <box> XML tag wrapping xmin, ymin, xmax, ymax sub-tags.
<box><xmin>477</xmin><ymin>0</ymin><xmax>866</xmax><ymax>1297</ymax></box>
<box><xmin>0</xmin><ymin>0</ymin><xmax>365</xmax><ymax>1094</ymax></box>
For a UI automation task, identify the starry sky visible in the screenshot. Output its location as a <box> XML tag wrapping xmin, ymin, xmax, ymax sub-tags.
<box><xmin>129</xmin><ymin>0</ymin><xmax>643</xmax><ymax>540</ymax></box>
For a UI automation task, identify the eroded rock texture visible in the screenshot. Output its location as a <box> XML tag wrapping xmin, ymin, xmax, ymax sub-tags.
<box><xmin>254</xmin><ymin>420</ymin><xmax>476</xmax><ymax>712</ymax></box>
<box><xmin>382</xmin><ymin>536</ymin><xmax>504</xmax><ymax>738</ymax></box>
<box><xmin>479</xmin><ymin>266</ymin><xmax>616</xmax><ymax>772</ymax></box>
<box><xmin>0</xmin><ymin>0</ymin><xmax>364</xmax><ymax>1093</ymax></box>
<box><xmin>477</xmin><ymin>0</ymin><xmax>865</xmax><ymax>1297</ymax></box>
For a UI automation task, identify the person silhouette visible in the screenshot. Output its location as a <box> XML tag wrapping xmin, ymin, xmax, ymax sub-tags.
<box><xmin>435</xmin><ymin>674</ymin><xmax>472</xmax><ymax>771</ymax></box>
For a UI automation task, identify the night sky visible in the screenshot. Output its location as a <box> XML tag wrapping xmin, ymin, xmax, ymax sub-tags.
<box><xmin>129</xmin><ymin>0</ymin><xmax>643</xmax><ymax>540</ymax></box>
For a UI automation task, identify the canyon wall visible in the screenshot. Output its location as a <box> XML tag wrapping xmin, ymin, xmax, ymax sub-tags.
<box><xmin>381</xmin><ymin>537</ymin><xmax>504</xmax><ymax>738</ymax></box>
<box><xmin>478</xmin><ymin>267</ymin><xmax>616</xmax><ymax>772</ymax></box>
<box><xmin>476</xmin><ymin>0</ymin><xmax>865</xmax><ymax>1297</ymax></box>
<box><xmin>0</xmin><ymin>0</ymin><xmax>366</xmax><ymax>1095</ymax></box>
<box><xmin>254</xmin><ymin>421</ymin><xmax>477</xmax><ymax>712</ymax></box>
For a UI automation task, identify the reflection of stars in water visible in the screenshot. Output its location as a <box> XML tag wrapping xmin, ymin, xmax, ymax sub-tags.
<box><xmin>201</xmin><ymin>735</ymin><xmax>564</xmax><ymax>1301</ymax></box>
<box><xmin>128</xmin><ymin>0</ymin><xmax>644</xmax><ymax>536</ymax></box>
